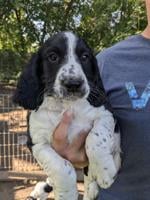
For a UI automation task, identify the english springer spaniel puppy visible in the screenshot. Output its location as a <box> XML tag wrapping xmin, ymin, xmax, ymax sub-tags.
<box><xmin>13</xmin><ymin>31</ymin><xmax>121</xmax><ymax>200</ymax></box>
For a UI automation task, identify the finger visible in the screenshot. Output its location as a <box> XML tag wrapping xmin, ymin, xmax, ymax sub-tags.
<box><xmin>53</xmin><ymin>110</ymin><xmax>73</xmax><ymax>142</ymax></box>
<box><xmin>62</xmin><ymin>110</ymin><xmax>74</xmax><ymax>124</ymax></box>
<box><xmin>79</xmin><ymin>148</ymin><xmax>88</xmax><ymax>164</ymax></box>
<box><xmin>72</xmin><ymin>148</ymin><xmax>89</xmax><ymax>168</ymax></box>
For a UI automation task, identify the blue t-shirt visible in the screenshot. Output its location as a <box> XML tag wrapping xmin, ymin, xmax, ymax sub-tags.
<box><xmin>96</xmin><ymin>35</ymin><xmax>150</xmax><ymax>200</ymax></box>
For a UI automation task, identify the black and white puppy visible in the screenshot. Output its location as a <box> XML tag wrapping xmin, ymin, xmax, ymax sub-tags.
<box><xmin>13</xmin><ymin>31</ymin><xmax>121</xmax><ymax>200</ymax></box>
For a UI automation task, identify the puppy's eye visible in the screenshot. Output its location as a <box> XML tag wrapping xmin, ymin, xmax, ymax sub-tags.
<box><xmin>48</xmin><ymin>52</ymin><xmax>59</xmax><ymax>63</ymax></box>
<box><xmin>81</xmin><ymin>52</ymin><xmax>89</xmax><ymax>62</ymax></box>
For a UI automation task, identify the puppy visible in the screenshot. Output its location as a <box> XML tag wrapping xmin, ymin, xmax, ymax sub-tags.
<box><xmin>13</xmin><ymin>31</ymin><xmax>121</xmax><ymax>200</ymax></box>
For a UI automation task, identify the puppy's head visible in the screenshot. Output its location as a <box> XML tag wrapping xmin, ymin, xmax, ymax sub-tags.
<box><xmin>13</xmin><ymin>31</ymin><xmax>107</xmax><ymax>110</ymax></box>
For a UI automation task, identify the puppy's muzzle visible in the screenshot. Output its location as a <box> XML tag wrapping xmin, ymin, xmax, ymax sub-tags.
<box><xmin>61</xmin><ymin>78</ymin><xmax>86</xmax><ymax>97</ymax></box>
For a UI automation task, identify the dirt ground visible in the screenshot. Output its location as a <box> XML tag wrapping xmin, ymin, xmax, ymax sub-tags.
<box><xmin>0</xmin><ymin>180</ymin><xmax>84</xmax><ymax>200</ymax></box>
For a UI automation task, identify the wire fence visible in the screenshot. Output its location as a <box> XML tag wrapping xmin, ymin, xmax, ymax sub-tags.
<box><xmin>0</xmin><ymin>93</ymin><xmax>41</xmax><ymax>173</ymax></box>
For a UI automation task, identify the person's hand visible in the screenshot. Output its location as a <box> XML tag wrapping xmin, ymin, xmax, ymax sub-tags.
<box><xmin>52</xmin><ymin>111</ymin><xmax>89</xmax><ymax>168</ymax></box>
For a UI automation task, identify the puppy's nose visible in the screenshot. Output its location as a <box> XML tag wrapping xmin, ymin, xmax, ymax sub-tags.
<box><xmin>62</xmin><ymin>79</ymin><xmax>83</xmax><ymax>90</ymax></box>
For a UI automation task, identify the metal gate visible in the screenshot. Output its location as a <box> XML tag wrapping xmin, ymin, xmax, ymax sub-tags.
<box><xmin>0</xmin><ymin>93</ymin><xmax>42</xmax><ymax>179</ymax></box>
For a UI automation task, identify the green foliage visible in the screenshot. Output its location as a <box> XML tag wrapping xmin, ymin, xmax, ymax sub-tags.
<box><xmin>0</xmin><ymin>0</ymin><xmax>147</xmax><ymax>83</ymax></box>
<box><xmin>77</xmin><ymin>0</ymin><xmax>147</xmax><ymax>51</ymax></box>
<box><xmin>0</xmin><ymin>49</ymin><xmax>28</xmax><ymax>82</ymax></box>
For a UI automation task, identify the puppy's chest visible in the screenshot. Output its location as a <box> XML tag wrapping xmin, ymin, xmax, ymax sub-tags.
<box><xmin>30</xmin><ymin>98</ymin><xmax>100</xmax><ymax>143</ymax></box>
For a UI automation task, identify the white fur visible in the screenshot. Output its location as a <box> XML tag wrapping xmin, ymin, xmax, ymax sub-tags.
<box><xmin>29</xmin><ymin>181</ymin><xmax>49</xmax><ymax>200</ymax></box>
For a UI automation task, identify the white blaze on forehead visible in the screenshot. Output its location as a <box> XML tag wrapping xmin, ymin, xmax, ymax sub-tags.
<box><xmin>53</xmin><ymin>31</ymin><xmax>90</xmax><ymax>98</ymax></box>
<box><xmin>64</xmin><ymin>32</ymin><xmax>77</xmax><ymax>64</ymax></box>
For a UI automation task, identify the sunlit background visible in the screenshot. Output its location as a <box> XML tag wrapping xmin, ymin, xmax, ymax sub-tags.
<box><xmin>0</xmin><ymin>0</ymin><xmax>147</xmax><ymax>84</ymax></box>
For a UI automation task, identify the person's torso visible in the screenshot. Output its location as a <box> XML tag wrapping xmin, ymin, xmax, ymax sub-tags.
<box><xmin>96</xmin><ymin>35</ymin><xmax>150</xmax><ymax>200</ymax></box>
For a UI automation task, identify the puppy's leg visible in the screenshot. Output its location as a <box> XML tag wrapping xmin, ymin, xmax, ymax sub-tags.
<box><xmin>32</xmin><ymin>143</ymin><xmax>78</xmax><ymax>200</ymax></box>
<box><xmin>85</xmin><ymin>110</ymin><xmax>121</xmax><ymax>190</ymax></box>
<box><xmin>26</xmin><ymin>178</ymin><xmax>52</xmax><ymax>200</ymax></box>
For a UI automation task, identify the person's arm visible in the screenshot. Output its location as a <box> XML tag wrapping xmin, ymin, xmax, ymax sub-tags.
<box><xmin>52</xmin><ymin>111</ymin><xmax>89</xmax><ymax>168</ymax></box>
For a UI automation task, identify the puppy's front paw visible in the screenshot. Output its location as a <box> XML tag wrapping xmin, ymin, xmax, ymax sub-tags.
<box><xmin>97</xmin><ymin>168</ymin><xmax>116</xmax><ymax>189</ymax></box>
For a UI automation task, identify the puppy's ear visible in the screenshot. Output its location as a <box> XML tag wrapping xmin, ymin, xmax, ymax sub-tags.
<box><xmin>88</xmin><ymin>55</ymin><xmax>110</xmax><ymax>109</ymax></box>
<box><xmin>13</xmin><ymin>52</ymin><xmax>44</xmax><ymax>110</ymax></box>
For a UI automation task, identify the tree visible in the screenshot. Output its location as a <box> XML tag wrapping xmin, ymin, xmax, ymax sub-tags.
<box><xmin>0</xmin><ymin>0</ymin><xmax>147</xmax><ymax>82</ymax></box>
<box><xmin>77</xmin><ymin>0</ymin><xmax>147</xmax><ymax>51</ymax></box>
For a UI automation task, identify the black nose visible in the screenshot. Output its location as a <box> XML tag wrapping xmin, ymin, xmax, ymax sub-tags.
<box><xmin>61</xmin><ymin>79</ymin><xmax>83</xmax><ymax>91</ymax></box>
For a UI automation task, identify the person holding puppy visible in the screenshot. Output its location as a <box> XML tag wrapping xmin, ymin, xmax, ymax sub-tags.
<box><xmin>53</xmin><ymin>0</ymin><xmax>150</xmax><ymax>199</ymax></box>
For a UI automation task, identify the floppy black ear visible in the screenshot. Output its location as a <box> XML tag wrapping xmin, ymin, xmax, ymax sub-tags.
<box><xmin>13</xmin><ymin>52</ymin><xmax>44</xmax><ymax>110</ymax></box>
<box><xmin>87</xmin><ymin>55</ymin><xmax>111</xmax><ymax>110</ymax></box>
